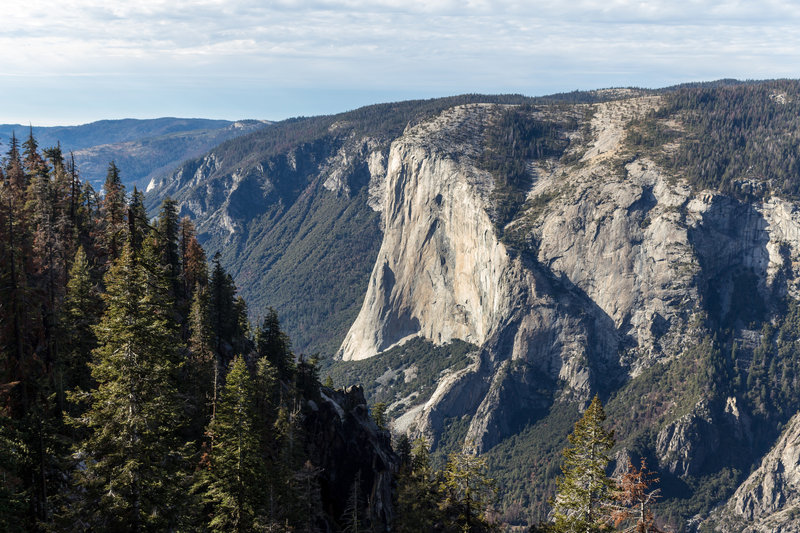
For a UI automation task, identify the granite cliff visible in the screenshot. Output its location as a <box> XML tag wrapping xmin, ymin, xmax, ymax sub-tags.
<box><xmin>147</xmin><ymin>82</ymin><xmax>800</xmax><ymax>530</ymax></box>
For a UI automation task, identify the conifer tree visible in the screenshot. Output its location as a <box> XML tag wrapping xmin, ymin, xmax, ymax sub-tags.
<box><xmin>127</xmin><ymin>187</ymin><xmax>149</xmax><ymax>255</ymax></box>
<box><xmin>71</xmin><ymin>242</ymin><xmax>188</xmax><ymax>531</ymax></box>
<box><xmin>439</xmin><ymin>450</ymin><xmax>498</xmax><ymax>532</ymax></box>
<box><xmin>180</xmin><ymin>216</ymin><xmax>207</xmax><ymax>296</ymax></box>
<box><xmin>552</xmin><ymin>395</ymin><xmax>615</xmax><ymax>533</ymax></box>
<box><xmin>232</xmin><ymin>295</ymin><xmax>250</xmax><ymax>356</ymax></box>
<box><xmin>395</xmin><ymin>437</ymin><xmax>441</xmax><ymax>533</ymax></box>
<box><xmin>200</xmin><ymin>356</ymin><xmax>267</xmax><ymax>532</ymax></box>
<box><xmin>371</xmin><ymin>402</ymin><xmax>388</xmax><ymax>430</ymax></box>
<box><xmin>58</xmin><ymin>246</ymin><xmax>101</xmax><ymax>410</ymax></box>
<box><xmin>255</xmin><ymin>308</ymin><xmax>295</xmax><ymax>380</ymax></box>
<box><xmin>209</xmin><ymin>253</ymin><xmax>237</xmax><ymax>358</ymax></box>
<box><xmin>100</xmin><ymin>162</ymin><xmax>126</xmax><ymax>262</ymax></box>
<box><xmin>22</xmin><ymin>127</ymin><xmax>47</xmax><ymax>180</ymax></box>
<box><xmin>155</xmin><ymin>197</ymin><xmax>181</xmax><ymax>300</ymax></box>
<box><xmin>187</xmin><ymin>285</ymin><xmax>215</xmax><ymax>435</ymax></box>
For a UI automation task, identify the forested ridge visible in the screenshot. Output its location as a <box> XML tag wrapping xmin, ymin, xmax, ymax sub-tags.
<box><xmin>628</xmin><ymin>79</ymin><xmax>800</xmax><ymax>198</ymax></box>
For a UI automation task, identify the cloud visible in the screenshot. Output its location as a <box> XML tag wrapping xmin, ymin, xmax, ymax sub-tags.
<box><xmin>3</xmin><ymin>0</ymin><xmax>800</xmax><ymax>123</ymax></box>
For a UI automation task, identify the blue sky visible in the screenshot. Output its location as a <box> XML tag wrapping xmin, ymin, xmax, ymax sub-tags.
<box><xmin>3</xmin><ymin>0</ymin><xmax>800</xmax><ymax>125</ymax></box>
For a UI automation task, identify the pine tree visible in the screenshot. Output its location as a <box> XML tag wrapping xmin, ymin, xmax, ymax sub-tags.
<box><xmin>22</xmin><ymin>127</ymin><xmax>47</xmax><ymax>179</ymax></box>
<box><xmin>187</xmin><ymin>285</ymin><xmax>215</xmax><ymax>436</ymax></box>
<box><xmin>58</xmin><ymin>246</ymin><xmax>101</xmax><ymax>411</ymax></box>
<box><xmin>207</xmin><ymin>254</ymin><xmax>239</xmax><ymax>415</ymax></box>
<box><xmin>394</xmin><ymin>438</ymin><xmax>441</xmax><ymax>533</ymax></box>
<box><xmin>439</xmin><ymin>450</ymin><xmax>498</xmax><ymax>532</ymax></box>
<box><xmin>154</xmin><ymin>197</ymin><xmax>181</xmax><ymax>300</ymax></box>
<box><xmin>127</xmin><ymin>187</ymin><xmax>149</xmax><ymax>255</ymax></box>
<box><xmin>255</xmin><ymin>308</ymin><xmax>295</xmax><ymax>380</ymax></box>
<box><xmin>179</xmin><ymin>216</ymin><xmax>207</xmax><ymax>297</ymax></box>
<box><xmin>100</xmin><ymin>162</ymin><xmax>126</xmax><ymax>262</ymax></box>
<box><xmin>209</xmin><ymin>253</ymin><xmax>237</xmax><ymax>359</ymax></box>
<box><xmin>552</xmin><ymin>395</ymin><xmax>615</xmax><ymax>533</ymax></box>
<box><xmin>200</xmin><ymin>356</ymin><xmax>267</xmax><ymax>532</ymax></box>
<box><xmin>232</xmin><ymin>295</ymin><xmax>250</xmax><ymax>356</ymax></box>
<box><xmin>371</xmin><ymin>402</ymin><xmax>388</xmax><ymax>430</ymax></box>
<box><xmin>71</xmin><ymin>242</ymin><xmax>189</xmax><ymax>531</ymax></box>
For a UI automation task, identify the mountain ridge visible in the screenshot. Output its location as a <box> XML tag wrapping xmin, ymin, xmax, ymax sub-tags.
<box><xmin>0</xmin><ymin>117</ymin><xmax>271</xmax><ymax>190</ymax></box>
<box><xmin>144</xmin><ymin>81</ymin><xmax>800</xmax><ymax>529</ymax></box>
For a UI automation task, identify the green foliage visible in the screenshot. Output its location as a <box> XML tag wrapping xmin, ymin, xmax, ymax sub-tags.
<box><xmin>0</xmin><ymin>129</ymin><xmax>403</xmax><ymax>531</ymax></box>
<box><xmin>552</xmin><ymin>396</ymin><xmax>615</xmax><ymax>533</ymax></box>
<box><xmin>69</xmin><ymin>243</ymin><xmax>190</xmax><ymax>530</ymax></box>
<box><xmin>741</xmin><ymin>299</ymin><xmax>800</xmax><ymax>422</ymax></box>
<box><xmin>629</xmin><ymin>80</ymin><xmax>800</xmax><ymax>198</ymax></box>
<box><xmin>432</xmin><ymin>415</ymin><xmax>474</xmax><ymax>468</ymax></box>
<box><xmin>395</xmin><ymin>437</ymin><xmax>499</xmax><ymax>532</ymax></box>
<box><xmin>477</xmin><ymin>106</ymin><xmax>573</xmax><ymax>232</ymax></box>
<box><xmin>100</xmin><ymin>161</ymin><xmax>126</xmax><ymax>262</ymax></box>
<box><xmin>255</xmin><ymin>308</ymin><xmax>295</xmax><ymax>380</ymax></box>
<box><xmin>371</xmin><ymin>402</ymin><xmax>388</xmax><ymax>430</ymax></box>
<box><xmin>58</xmin><ymin>246</ymin><xmax>101</xmax><ymax>408</ymax></box>
<box><xmin>324</xmin><ymin>337</ymin><xmax>477</xmax><ymax>414</ymax></box>
<box><xmin>484</xmin><ymin>402</ymin><xmax>580</xmax><ymax>525</ymax></box>
<box><xmin>607</xmin><ymin>335</ymin><xmax>727</xmax><ymax>441</ymax></box>
<box><xmin>0</xmin><ymin>416</ymin><xmax>28</xmax><ymax>532</ymax></box>
<box><xmin>395</xmin><ymin>438</ymin><xmax>440</xmax><ymax>532</ymax></box>
<box><xmin>212</xmin><ymin>177</ymin><xmax>384</xmax><ymax>356</ymax></box>
<box><xmin>199</xmin><ymin>356</ymin><xmax>268</xmax><ymax>532</ymax></box>
<box><xmin>154</xmin><ymin>196</ymin><xmax>182</xmax><ymax>298</ymax></box>
<box><xmin>438</xmin><ymin>451</ymin><xmax>499</xmax><ymax>532</ymax></box>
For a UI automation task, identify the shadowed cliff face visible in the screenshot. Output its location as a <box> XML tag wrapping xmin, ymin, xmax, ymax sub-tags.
<box><xmin>706</xmin><ymin>410</ymin><xmax>800</xmax><ymax>532</ymax></box>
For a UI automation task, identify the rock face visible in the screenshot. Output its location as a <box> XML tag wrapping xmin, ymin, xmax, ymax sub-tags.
<box><xmin>305</xmin><ymin>385</ymin><xmax>398</xmax><ymax>530</ymax></box>
<box><xmin>337</xmin><ymin>95</ymin><xmax>800</xmax><ymax>457</ymax></box>
<box><xmin>655</xmin><ymin>399</ymin><xmax>719</xmax><ymax>477</ymax></box>
<box><xmin>339</xmin><ymin>105</ymin><xmax>623</xmax><ymax>451</ymax></box>
<box><xmin>339</xmin><ymin>106</ymin><xmax>513</xmax><ymax>361</ymax></box>
<box><xmin>705</xmin><ymin>412</ymin><xmax>800</xmax><ymax>532</ymax></box>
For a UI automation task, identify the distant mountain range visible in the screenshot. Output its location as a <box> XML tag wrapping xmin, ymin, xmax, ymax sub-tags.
<box><xmin>0</xmin><ymin>117</ymin><xmax>271</xmax><ymax>190</ymax></box>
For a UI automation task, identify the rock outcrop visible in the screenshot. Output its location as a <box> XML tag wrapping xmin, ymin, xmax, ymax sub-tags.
<box><xmin>339</xmin><ymin>106</ymin><xmax>514</xmax><ymax>361</ymax></box>
<box><xmin>305</xmin><ymin>385</ymin><xmax>398</xmax><ymax>530</ymax></box>
<box><xmin>705</xmin><ymin>411</ymin><xmax>800</xmax><ymax>532</ymax></box>
<box><xmin>655</xmin><ymin>399</ymin><xmax>719</xmax><ymax>477</ymax></box>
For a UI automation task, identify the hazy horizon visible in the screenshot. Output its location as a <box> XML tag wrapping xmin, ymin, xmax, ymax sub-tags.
<box><xmin>4</xmin><ymin>1</ymin><xmax>799</xmax><ymax>126</ymax></box>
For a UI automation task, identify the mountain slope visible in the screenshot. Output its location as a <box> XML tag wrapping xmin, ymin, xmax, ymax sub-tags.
<box><xmin>146</xmin><ymin>94</ymin><xmax>568</xmax><ymax>355</ymax></box>
<box><xmin>0</xmin><ymin>118</ymin><xmax>270</xmax><ymax>189</ymax></box>
<box><xmin>148</xmin><ymin>81</ymin><xmax>800</xmax><ymax>530</ymax></box>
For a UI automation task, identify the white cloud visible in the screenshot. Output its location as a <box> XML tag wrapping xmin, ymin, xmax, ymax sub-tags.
<box><xmin>3</xmin><ymin>0</ymin><xmax>800</xmax><ymax>123</ymax></box>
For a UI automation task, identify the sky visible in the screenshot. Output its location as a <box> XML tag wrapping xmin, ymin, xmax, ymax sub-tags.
<box><xmin>3</xmin><ymin>0</ymin><xmax>800</xmax><ymax>125</ymax></box>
